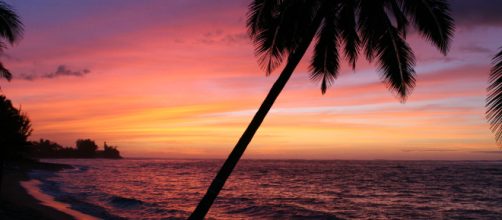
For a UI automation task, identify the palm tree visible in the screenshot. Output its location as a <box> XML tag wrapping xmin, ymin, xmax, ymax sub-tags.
<box><xmin>0</xmin><ymin>1</ymin><xmax>22</xmax><ymax>195</ymax></box>
<box><xmin>189</xmin><ymin>0</ymin><xmax>454</xmax><ymax>218</ymax></box>
<box><xmin>487</xmin><ymin>48</ymin><xmax>502</xmax><ymax>145</ymax></box>
<box><xmin>0</xmin><ymin>1</ymin><xmax>23</xmax><ymax>82</ymax></box>
<box><xmin>0</xmin><ymin>95</ymin><xmax>32</xmax><ymax>193</ymax></box>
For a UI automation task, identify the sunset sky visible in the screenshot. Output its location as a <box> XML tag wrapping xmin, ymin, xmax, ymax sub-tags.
<box><xmin>1</xmin><ymin>0</ymin><xmax>502</xmax><ymax>159</ymax></box>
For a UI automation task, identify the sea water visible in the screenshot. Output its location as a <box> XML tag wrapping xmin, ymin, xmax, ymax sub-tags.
<box><xmin>30</xmin><ymin>159</ymin><xmax>502</xmax><ymax>219</ymax></box>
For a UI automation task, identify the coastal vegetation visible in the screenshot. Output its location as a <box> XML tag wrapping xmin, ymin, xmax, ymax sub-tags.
<box><xmin>0</xmin><ymin>2</ymin><xmax>27</xmax><ymax>194</ymax></box>
<box><xmin>30</xmin><ymin>139</ymin><xmax>122</xmax><ymax>159</ymax></box>
<box><xmin>1</xmin><ymin>94</ymin><xmax>121</xmax><ymax>202</ymax></box>
<box><xmin>0</xmin><ymin>95</ymin><xmax>32</xmax><ymax>160</ymax></box>
<box><xmin>0</xmin><ymin>95</ymin><xmax>32</xmax><ymax>192</ymax></box>
<box><xmin>0</xmin><ymin>0</ymin><xmax>26</xmax><ymax>161</ymax></box>
<box><xmin>1</xmin><ymin>95</ymin><xmax>122</xmax><ymax>160</ymax></box>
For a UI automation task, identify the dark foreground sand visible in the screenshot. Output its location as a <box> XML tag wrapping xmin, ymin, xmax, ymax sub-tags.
<box><xmin>0</xmin><ymin>161</ymin><xmax>78</xmax><ymax>220</ymax></box>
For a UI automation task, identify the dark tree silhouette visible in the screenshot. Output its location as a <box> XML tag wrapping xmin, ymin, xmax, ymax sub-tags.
<box><xmin>76</xmin><ymin>139</ymin><xmax>98</xmax><ymax>157</ymax></box>
<box><xmin>30</xmin><ymin>139</ymin><xmax>123</xmax><ymax>159</ymax></box>
<box><xmin>0</xmin><ymin>1</ymin><xmax>23</xmax><ymax>82</ymax></box>
<box><xmin>30</xmin><ymin>139</ymin><xmax>64</xmax><ymax>157</ymax></box>
<box><xmin>0</xmin><ymin>4</ymin><xmax>24</xmax><ymax>192</ymax></box>
<box><xmin>0</xmin><ymin>95</ymin><xmax>32</xmax><ymax>192</ymax></box>
<box><xmin>0</xmin><ymin>95</ymin><xmax>32</xmax><ymax>158</ymax></box>
<box><xmin>487</xmin><ymin>48</ymin><xmax>502</xmax><ymax>146</ymax></box>
<box><xmin>102</xmin><ymin>142</ymin><xmax>122</xmax><ymax>159</ymax></box>
<box><xmin>190</xmin><ymin>0</ymin><xmax>454</xmax><ymax>218</ymax></box>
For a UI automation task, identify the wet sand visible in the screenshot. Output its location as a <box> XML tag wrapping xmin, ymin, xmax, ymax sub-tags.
<box><xmin>21</xmin><ymin>179</ymin><xmax>98</xmax><ymax>220</ymax></box>
<box><xmin>0</xmin><ymin>161</ymin><xmax>91</xmax><ymax>220</ymax></box>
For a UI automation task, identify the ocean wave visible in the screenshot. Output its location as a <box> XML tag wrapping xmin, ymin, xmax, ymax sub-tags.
<box><xmin>108</xmin><ymin>196</ymin><xmax>144</xmax><ymax>208</ymax></box>
<box><xmin>40</xmin><ymin>159</ymin><xmax>502</xmax><ymax>219</ymax></box>
<box><xmin>226</xmin><ymin>203</ymin><xmax>340</xmax><ymax>219</ymax></box>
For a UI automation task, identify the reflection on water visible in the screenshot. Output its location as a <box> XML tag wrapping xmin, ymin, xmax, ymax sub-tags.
<box><xmin>35</xmin><ymin>159</ymin><xmax>502</xmax><ymax>219</ymax></box>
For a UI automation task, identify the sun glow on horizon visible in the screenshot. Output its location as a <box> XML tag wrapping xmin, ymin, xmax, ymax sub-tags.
<box><xmin>1</xmin><ymin>0</ymin><xmax>502</xmax><ymax>160</ymax></box>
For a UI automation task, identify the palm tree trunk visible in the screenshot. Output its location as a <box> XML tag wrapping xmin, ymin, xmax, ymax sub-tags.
<box><xmin>189</xmin><ymin>53</ymin><xmax>304</xmax><ymax>219</ymax></box>
<box><xmin>189</xmin><ymin>11</ymin><xmax>325</xmax><ymax>220</ymax></box>
<box><xmin>0</xmin><ymin>159</ymin><xmax>4</xmax><ymax>195</ymax></box>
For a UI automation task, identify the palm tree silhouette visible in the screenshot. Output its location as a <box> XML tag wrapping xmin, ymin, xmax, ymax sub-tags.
<box><xmin>189</xmin><ymin>0</ymin><xmax>454</xmax><ymax>218</ymax></box>
<box><xmin>0</xmin><ymin>1</ymin><xmax>23</xmax><ymax>82</ymax></box>
<box><xmin>487</xmin><ymin>48</ymin><xmax>502</xmax><ymax>145</ymax></box>
<box><xmin>0</xmin><ymin>1</ymin><xmax>22</xmax><ymax>195</ymax></box>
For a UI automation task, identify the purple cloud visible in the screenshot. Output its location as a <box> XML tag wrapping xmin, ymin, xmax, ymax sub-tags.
<box><xmin>17</xmin><ymin>65</ymin><xmax>90</xmax><ymax>81</ymax></box>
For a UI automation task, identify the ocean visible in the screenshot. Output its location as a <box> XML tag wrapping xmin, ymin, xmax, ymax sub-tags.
<box><xmin>30</xmin><ymin>159</ymin><xmax>502</xmax><ymax>219</ymax></box>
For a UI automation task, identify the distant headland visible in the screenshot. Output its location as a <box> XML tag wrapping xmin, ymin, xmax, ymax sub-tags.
<box><xmin>30</xmin><ymin>139</ymin><xmax>122</xmax><ymax>159</ymax></box>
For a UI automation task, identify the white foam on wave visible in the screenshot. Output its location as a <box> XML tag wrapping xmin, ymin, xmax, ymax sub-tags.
<box><xmin>20</xmin><ymin>179</ymin><xmax>99</xmax><ymax>220</ymax></box>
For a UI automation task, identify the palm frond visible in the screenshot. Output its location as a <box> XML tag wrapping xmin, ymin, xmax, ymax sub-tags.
<box><xmin>487</xmin><ymin>48</ymin><xmax>502</xmax><ymax>146</ymax></box>
<box><xmin>337</xmin><ymin>0</ymin><xmax>359</xmax><ymax>69</ymax></box>
<box><xmin>0</xmin><ymin>61</ymin><xmax>12</xmax><ymax>81</ymax></box>
<box><xmin>0</xmin><ymin>2</ymin><xmax>23</xmax><ymax>44</ymax></box>
<box><xmin>358</xmin><ymin>0</ymin><xmax>386</xmax><ymax>62</ymax></box>
<box><xmin>386</xmin><ymin>0</ymin><xmax>409</xmax><ymax>37</ymax></box>
<box><xmin>247</xmin><ymin>0</ymin><xmax>321</xmax><ymax>75</ymax></box>
<box><xmin>358</xmin><ymin>0</ymin><xmax>416</xmax><ymax>101</ymax></box>
<box><xmin>310</xmin><ymin>13</ymin><xmax>340</xmax><ymax>94</ymax></box>
<box><xmin>401</xmin><ymin>0</ymin><xmax>453</xmax><ymax>54</ymax></box>
<box><xmin>376</xmin><ymin>26</ymin><xmax>416</xmax><ymax>101</ymax></box>
<box><xmin>279</xmin><ymin>0</ymin><xmax>321</xmax><ymax>49</ymax></box>
<box><xmin>247</xmin><ymin>0</ymin><xmax>285</xmax><ymax>74</ymax></box>
<box><xmin>247</xmin><ymin>0</ymin><xmax>280</xmax><ymax>38</ymax></box>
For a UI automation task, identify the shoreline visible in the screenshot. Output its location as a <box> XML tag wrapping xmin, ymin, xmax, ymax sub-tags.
<box><xmin>0</xmin><ymin>160</ymin><xmax>93</xmax><ymax>220</ymax></box>
<box><xmin>20</xmin><ymin>179</ymin><xmax>98</xmax><ymax>220</ymax></box>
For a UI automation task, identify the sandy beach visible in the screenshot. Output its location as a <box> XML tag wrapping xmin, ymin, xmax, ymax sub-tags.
<box><xmin>0</xmin><ymin>161</ymin><xmax>84</xmax><ymax>220</ymax></box>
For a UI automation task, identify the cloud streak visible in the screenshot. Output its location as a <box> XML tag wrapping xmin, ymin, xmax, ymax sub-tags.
<box><xmin>471</xmin><ymin>151</ymin><xmax>502</xmax><ymax>154</ymax></box>
<box><xmin>17</xmin><ymin>65</ymin><xmax>90</xmax><ymax>81</ymax></box>
<box><xmin>1</xmin><ymin>0</ymin><xmax>500</xmax><ymax>159</ymax></box>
